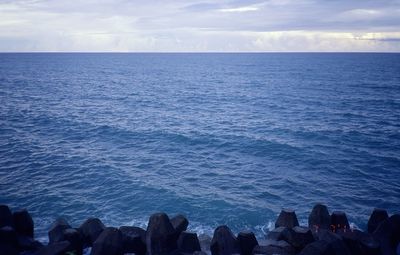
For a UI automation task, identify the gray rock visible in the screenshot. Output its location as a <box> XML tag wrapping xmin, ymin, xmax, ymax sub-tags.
<box><xmin>35</xmin><ymin>240</ymin><xmax>71</xmax><ymax>255</ymax></box>
<box><xmin>275</xmin><ymin>209</ymin><xmax>299</xmax><ymax>229</ymax></box>
<box><xmin>210</xmin><ymin>225</ymin><xmax>239</xmax><ymax>255</ymax></box>
<box><xmin>146</xmin><ymin>212</ymin><xmax>178</xmax><ymax>255</ymax></box>
<box><xmin>337</xmin><ymin>229</ymin><xmax>380</xmax><ymax>255</ymax></box>
<box><xmin>78</xmin><ymin>218</ymin><xmax>105</xmax><ymax>247</ymax></box>
<box><xmin>373</xmin><ymin>214</ymin><xmax>400</xmax><ymax>255</ymax></box>
<box><xmin>63</xmin><ymin>228</ymin><xmax>83</xmax><ymax>255</ymax></box>
<box><xmin>177</xmin><ymin>231</ymin><xmax>201</xmax><ymax>253</ymax></box>
<box><xmin>13</xmin><ymin>209</ymin><xmax>34</xmax><ymax>238</ymax></box>
<box><xmin>266</xmin><ymin>227</ymin><xmax>287</xmax><ymax>241</ymax></box>
<box><xmin>237</xmin><ymin>231</ymin><xmax>258</xmax><ymax>255</ymax></box>
<box><xmin>252</xmin><ymin>240</ymin><xmax>295</xmax><ymax>255</ymax></box>
<box><xmin>170</xmin><ymin>215</ymin><xmax>189</xmax><ymax>234</ymax></box>
<box><xmin>309</xmin><ymin>204</ymin><xmax>331</xmax><ymax>230</ymax></box>
<box><xmin>330</xmin><ymin>211</ymin><xmax>349</xmax><ymax>232</ymax></box>
<box><xmin>297</xmin><ymin>240</ymin><xmax>334</xmax><ymax>255</ymax></box>
<box><xmin>280</xmin><ymin>226</ymin><xmax>314</xmax><ymax>251</ymax></box>
<box><xmin>367</xmin><ymin>208</ymin><xmax>388</xmax><ymax>234</ymax></box>
<box><xmin>119</xmin><ymin>226</ymin><xmax>146</xmax><ymax>255</ymax></box>
<box><xmin>91</xmin><ymin>227</ymin><xmax>124</xmax><ymax>255</ymax></box>
<box><xmin>48</xmin><ymin>218</ymin><xmax>71</xmax><ymax>243</ymax></box>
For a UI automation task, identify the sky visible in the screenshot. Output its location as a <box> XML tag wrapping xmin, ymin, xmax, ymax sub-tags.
<box><xmin>0</xmin><ymin>0</ymin><xmax>400</xmax><ymax>52</ymax></box>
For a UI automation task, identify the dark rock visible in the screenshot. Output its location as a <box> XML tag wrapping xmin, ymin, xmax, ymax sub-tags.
<box><xmin>0</xmin><ymin>243</ymin><xmax>19</xmax><ymax>255</ymax></box>
<box><xmin>17</xmin><ymin>235</ymin><xmax>43</xmax><ymax>252</ymax></box>
<box><xmin>193</xmin><ymin>251</ymin><xmax>208</xmax><ymax>255</ymax></box>
<box><xmin>275</xmin><ymin>209</ymin><xmax>299</xmax><ymax>229</ymax></box>
<box><xmin>297</xmin><ymin>240</ymin><xmax>334</xmax><ymax>255</ymax></box>
<box><xmin>330</xmin><ymin>211</ymin><xmax>349</xmax><ymax>232</ymax></box>
<box><xmin>337</xmin><ymin>229</ymin><xmax>380</xmax><ymax>255</ymax></box>
<box><xmin>119</xmin><ymin>226</ymin><xmax>146</xmax><ymax>255</ymax></box>
<box><xmin>34</xmin><ymin>240</ymin><xmax>71</xmax><ymax>255</ymax></box>
<box><xmin>78</xmin><ymin>217</ymin><xmax>105</xmax><ymax>247</ymax></box>
<box><xmin>210</xmin><ymin>225</ymin><xmax>239</xmax><ymax>255</ymax></box>
<box><xmin>266</xmin><ymin>227</ymin><xmax>287</xmax><ymax>241</ymax></box>
<box><xmin>0</xmin><ymin>226</ymin><xmax>18</xmax><ymax>246</ymax></box>
<box><xmin>316</xmin><ymin>229</ymin><xmax>350</xmax><ymax>255</ymax></box>
<box><xmin>63</xmin><ymin>228</ymin><xmax>83</xmax><ymax>255</ymax></box>
<box><xmin>0</xmin><ymin>205</ymin><xmax>13</xmax><ymax>228</ymax></box>
<box><xmin>373</xmin><ymin>214</ymin><xmax>400</xmax><ymax>255</ymax></box>
<box><xmin>309</xmin><ymin>204</ymin><xmax>331</xmax><ymax>230</ymax></box>
<box><xmin>237</xmin><ymin>231</ymin><xmax>258</xmax><ymax>255</ymax></box>
<box><xmin>198</xmin><ymin>234</ymin><xmax>212</xmax><ymax>252</ymax></box>
<box><xmin>48</xmin><ymin>218</ymin><xmax>71</xmax><ymax>243</ymax></box>
<box><xmin>367</xmin><ymin>208</ymin><xmax>389</xmax><ymax>234</ymax></box>
<box><xmin>146</xmin><ymin>212</ymin><xmax>178</xmax><ymax>255</ymax></box>
<box><xmin>252</xmin><ymin>240</ymin><xmax>295</xmax><ymax>255</ymax></box>
<box><xmin>280</xmin><ymin>226</ymin><xmax>314</xmax><ymax>251</ymax></box>
<box><xmin>170</xmin><ymin>214</ymin><xmax>189</xmax><ymax>234</ymax></box>
<box><xmin>13</xmin><ymin>209</ymin><xmax>34</xmax><ymax>238</ymax></box>
<box><xmin>91</xmin><ymin>227</ymin><xmax>124</xmax><ymax>255</ymax></box>
<box><xmin>177</xmin><ymin>231</ymin><xmax>201</xmax><ymax>253</ymax></box>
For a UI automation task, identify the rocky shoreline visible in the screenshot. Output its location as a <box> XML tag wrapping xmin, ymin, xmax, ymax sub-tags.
<box><xmin>0</xmin><ymin>204</ymin><xmax>399</xmax><ymax>255</ymax></box>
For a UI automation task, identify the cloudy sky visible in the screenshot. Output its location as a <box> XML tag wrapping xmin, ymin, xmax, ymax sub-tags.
<box><xmin>1</xmin><ymin>0</ymin><xmax>400</xmax><ymax>52</ymax></box>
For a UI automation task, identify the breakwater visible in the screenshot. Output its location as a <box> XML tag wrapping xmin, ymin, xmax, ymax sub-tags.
<box><xmin>0</xmin><ymin>203</ymin><xmax>399</xmax><ymax>255</ymax></box>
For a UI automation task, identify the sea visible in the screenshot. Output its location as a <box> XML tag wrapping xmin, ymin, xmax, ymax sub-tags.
<box><xmin>0</xmin><ymin>53</ymin><xmax>399</xmax><ymax>242</ymax></box>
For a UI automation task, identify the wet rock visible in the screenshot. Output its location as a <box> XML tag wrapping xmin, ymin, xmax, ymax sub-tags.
<box><xmin>17</xmin><ymin>235</ymin><xmax>43</xmax><ymax>252</ymax></box>
<box><xmin>237</xmin><ymin>231</ymin><xmax>258</xmax><ymax>255</ymax></box>
<box><xmin>266</xmin><ymin>227</ymin><xmax>287</xmax><ymax>241</ymax></box>
<box><xmin>210</xmin><ymin>225</ymin><xmax>239</xmax><ymax>255</ymax></box>
<box><xmin>275</xmin><ymin>209</ymin><xmax>299</xmax><ymax>229</ymax></box>
<box><xmin>330</xmin><ymin>211</ymin><xmax>349</xmax><ymax>232</ymax></box>
<box><xmin>252</xmin><ymin>240</ymin><xmax>295</xmax><ymax>255</ymax></box>
<box><xmin>198</xmin><ymin>234</ymin><xmax>212</xmax><ymax>252</ymax></box>
<box><xmin>0</xmin><ymin>205</ymin><xmax>13</xmax><ymax>228</ymax></box>
<box><xmin>316</xmin><ymin>229</ymin><xmax>350</xmax><ymax>255</ymax></box>
<box><xmin>35</xmin><ymin>240</ymin><xmax>71</xmax><ymax>255</ymax></box>
<box><xmin>280</xmin><ymin>226</ymin><xmax>314</xmax><ymax>251</ymax></box>
<box><xmin>309</xmin><ymin>204</ymin><xmax>331</xmax><ymax>230</ymax></box>
<box><xmin>13</xmin><ymin>209</ymin><xmax>34</xmax><ymax>238</ymax></box>
<box><xmin>177</xmin><ymin>231</ymin><xmax>201</xmax><ymax>253</ymax></box>
<box><xmin>91</xmin><ymin>227</ymin><xmax>124</xmax><ymax>255</ymax></box>
<box><xmin>146</xmin><ymin>212</ymin><xmax>178</xmax><ymax>255</ymax></box>
<box><xmin>337</xmin><ymin>229</ymin><xmax>380</xmax><ymax>255</ymax></box>
<box><xmin>63</xmin><ymin>228</ymin><xmax>83</xmax><ymax>255</ymax></box>
<box><xmin>193</xmin><ymin>251</ymin><xmax>208</xmax><ymax>255</ymax></box>
<box><xmin>48</xmin><ymin>218</ymin><xmax>71</xmax><ymax>243</ymax></box>
<box><xmin>0</xmin><ymin>226</ymin><xmax>19</xmax><ymax>255</ymax></box>
<box><xmin>170</xmin><ymin>214</ymin><xmax>189</xmax><ymax>234</ymax></box>
<box><xmin>367</xmin><ymin>208</ymin><xmax>388</xmax><ymax>234</ymax></box>
<box><xmin>297</xmin><ymin>240</ymin><xmax>334</xmax><ymax>255</ymax></box>
<box><xmin>78</xmin><ymin>217</ymin><xmax>105</xmax><ymax>247</ymax></box>
<box><xmin>119</xmin><ymin>226</ymin><xmax>146</xmax><ymax>255</ymax></box>
<box><xmin>373</xmin><ymin>214</ymin><xmax>400</xmax><ymax>255</ymax></box>
<box><xmin>0</xmin><ymin>243</ymin><xmax>19</xmax><ymax>255</ymax></box>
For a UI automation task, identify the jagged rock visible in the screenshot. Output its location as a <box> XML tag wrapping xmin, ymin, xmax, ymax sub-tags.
<box><xmin>198</xmin><ymin>234</ymin><xmax>212</xmax><ymax>252</ymax></box>
<box><xmin>63</xmin><ymin>228</ymin><xmax>83</xmax><ymax>255</ymax></box>
<box><xmin>146</xmin><ymin>212</ymin><xmax>178</xmax><ymax>255</ymax></box>
<box><xmin>237</xmin><ymin>231</ymin><xmax>258</xmax><ymax>255</ymax></box>
<box><xmin>266</xmin><ymin>227</ymin><xmax>287</xmax><ymax>241</ymax></box>
<box><xmin>35</xmin><ymin>240</ymin><xmax>71</xmax><ymax>255</ymax></box>
<box><xmin>280</xmin><ymin>226</ymin><xmax>314</xmax><ymax>251</ymax></box>
<box><xmin>0</xmin><ymin>205</ymin><xmax>13</xmax><ymax>228</ymax></box>
<box><xmin>170</xmin><ymin>214</ymin><xmax>189</xmax><ymax>234</ymax></box>
<box><xmin>17</xmin><ymin>235</ymin><xmax>43</xmax><ymax>252</ymax></box>
<box><xmin>316</xmin><ymin>229</ymin><xmax>350</xmax><ymax>255</ymax></box>
<box><xmin>210</xmin><ymin>225</ymin><xmax>239</xmax><ymax>255</ymax></box>
<box><xmin>297</xmin><ymin>240</ymin><xmax>334</xmax><ymax>255</ymax></box>
<box><xmin>13</xmin><ymin>209</ymin><xmax>34</xmax><ymax>238</ymax></box>
<box><xmin>275</xmin><ymin>209</ymin><xmax>299</xmax><ymax>229</ymax></box>
<box><xmin>309</xmin><ymin>204</ymin><xmax>331</xmax><ymax>230</ymax></box>
<box><xmin>337</xmin><ymin>229</ymin><xmax>380</xmax><ymax>255</ymax></box>
<box><xmin>91</xmin><ymin>227</ymin><xmax>124</xmax><ymax>255</ymax></box>
<box><xmin>373</xmin><ymin>214</ymin><xmax>400</xmax><ymax>255</ymax></box>
<box><xmin>48</xmin><ymin>218</ymin><xmax>71</xmax><ymax>243</ymax></box>
<box><xmin>119</xmin><ymin>226</ymin><xmax>146</xmax><ymax>255</ymax></box>
<box><xmin>367</xmin><ymin>208</ymin><xmax>388</xmax><ymax>234</ymax></box>
<box><xmin>252</xmin><ymin>240</ymin><xmax>295</xmax><ymax>255</ymax></box>
<box><xmin>177</xmin><ymin>231</ymin><xmax>201</xmax><ymax>253</ymax></box>
<box><xmin>330</xmin><ymin>211</ymin><xmax>349</xmax><ymax>231</ymax></box>
<box><xmin>78</xmin><ymin>217</ymin><xmax>105</xmax><ymax>246</ymax></box>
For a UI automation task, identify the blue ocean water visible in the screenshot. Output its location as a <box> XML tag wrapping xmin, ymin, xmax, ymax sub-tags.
<box><xmin>0</xmin><ymin>53</ymin><xmax>399</xmax><ymax>241</ymax></box>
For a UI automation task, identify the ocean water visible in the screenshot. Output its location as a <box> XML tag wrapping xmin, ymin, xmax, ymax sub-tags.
<box><xmin>0</xmin><ymin>53</ymin><xmax>399</xmax><ymax>241</ymax></box>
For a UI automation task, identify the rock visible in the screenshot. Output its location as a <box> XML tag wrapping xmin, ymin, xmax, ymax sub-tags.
<box><xmin>63</xmin><ymin>228</ymin><xmax>83</xmax><ymax>255</ymax></box>
<box><xmin>367</xmin><ymin>208</ymin><xmax>389</xmax><ymax>234</ymax></box>
<box><xmin>78</xmin><ymin>217</ymin><xmax>105</xmax><ymax>247</ymax></box>
<box><xmin>337</xmin><ymin>229</ymin><xmax>380</xmax><ymax>255</ymax></box>
<box><xmin>17</xmin><ymin>235</ymin><xmax>43</xmax><ymax>252</ymax></box>
<box><xmin>177</xmin><ymin>231</ymin><xmax>201</xmax><ymax>253</ymax></box>
<box><xmin>91</xmin><ymin>227</ymin><xmax>124</xmax><ymax>255</ymax></box>
<box><xmin>330</xmin><ymin>211</ymin><xmax>349</xmax><ymax>232</ymax></box>
<box><xmin>13</xmin><ymin>209</ymin><xmax>34</xmax><ymax>238</ymax></box>
<box><xmin>198</xmin><ymin>234</ymin><xmax>212</xmax><ymax>252</ymax></box>
<box><xmin>0</xmin><ymin>226</ymin><xmax>18</xmax><ymax>246</ymax></box>
<box><xmin>119</xmin><ymin>226</ymin><xmax>146</xmax><ymax>255</ymax></box>
<box><xmin>0</xmin><ymin>205</ymin><xmax>13</xmax><ymax>228</ymax></box>
<box><xmin>193</xmin><ymin>251</ymin><xmax>208</xmax><ymax>255</ymax></box>
<box><xmin>309</xmin><ymin>204</ymin><xmax>331</xmax><ymax>230</ymax></box>
<box><xmin>275</xmin><ymin>209</ymin><xmax>299</xmax><ymax>229</ymax></box>
<box><xmin>373</xmin><ymin>214</ymin><xmax>400</xmax><ymax>255</ymax></box>
<box><xmin>266</xmin><ymin>227</ymin><xmax>287</xmax><ymax>241</ymax></box>
<box><xmin>252</xmin><ymin>240</ymin><xmax>295</xmax><ymax>255</ymax></box>
<box><xmin>48</xmin><ymin>218</ymin><xmax>71</xmax><ymax>243</ymax></box>
<box><xmin>0</xmin><ymin>243</ymin><xmax>19</xmax><ymax>255</ymax></box>
<box><xmin>210</xmin><ymin>225</ymin><xmax>239</xmax><ymax>255</ymax></box>
<box><xmin>170</xmin><ymin>214</ymin><xmax>189</xmax><ymax>234</ymax></box>
<box><xmin>35</xmin><ymin>240</ymin><xmax>71</xmax><ymax>255</ymax></box>
<box><xmin>316</xmin><ymin>229</ymin><xmax>350</xmax><ymax>255</ymax></box>
<box><xmin>297</xmin><ymin>240</ymin><xmax>334</xmax><ymax>255</ymax></box>
<box><xmin>146</xmin><ymin>212</ymin><xmax>178</xmax><ymax>255</ymax></box>
<box><xmin>280</xmin><ymin>226</ymin><xmax>314</xmax><ymax>251</ymax></box>
<box><xmin>237</xmin><ymin>231</ymin><xmax>258</xmax><ymax>255</ymax></box>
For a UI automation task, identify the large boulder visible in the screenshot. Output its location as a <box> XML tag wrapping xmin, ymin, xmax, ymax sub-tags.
<box><xmin>237</xmin><ymin>231</ymin><xmax>258</xmax><ymax>255</ymax></box>
<box><xmin>266</xmin><ymin>227</ymin><xmax>287</xmax><ymax>241</ymax></box>
<box><xmin>0</xmin><ymin>205</ymin><xmax>13</xmax><ymax>228</ymax></box>
<box><xmin>210</xmin><ymin>225</ymin><xmax>239</xmax><ymax>255</ymax></box>
<box><xmin>48</xmin><ymin>218</ymin><xmax>71</xmax><ymax>243</ymax></box>
<box><xmin>330</xmin><ymin>211</ymin><xmax>349</xmax><ymax>232</ymax></box>
<box><xmin>275</xmin><ymin>209</ymin><xmax>299</xmax><ymax>229</ymax></box>
<box><xmin>297</xmin><ymin>240</ymin><xmax>334</xmax><ymax>255</ymax></box>
<box><xmin>252</xmin><ymin>240</ymin><xmax>295</xmax><ymax>255</ymax></box>
<box><xmin>373</xmin><ymin>214</ymin><xmax>400</xmax><ymax>255</ymax></box>
<box><xmin>35</xmin><ymin>240</ymin><xmax>71</xmax><ymax>255</ymax></box>
<box><xmin>78</xmin><ymin>217</ymin><xmax>105</xmax><ymax>247</ymax></box>
<box><xmin>177</xmin><ymin>231</ymin><xmax>201</xmax><ymax>253</ymax></box>
<box><xmin>13</xmin><ymin>209</ymin><xmax>34</xmax><ymax>238</ymax></box>
<box><xmin>309</xmin><ymin>204</ymin><xmax>331</xmax><ymax>230</ymax></box>
<box><xmin>280</xmin><ymin>226</ymin><xmax>314</xmax><ymax>251</ymax></box>
<box><xmin>316</xmin><ymin>229</ymin><xmax>350</xmax><ymax>255</ymax></box>
<box><xmin>17</xmin><ymin>235</ymin><xmax>43</xmax><ymax>252</ymax></box>
<box><xmin>91</xmin><ymin>227</ymin><xmax>124</xmax><ymax>255</ymax></box>
<box><xmin>367</xmin><ymin>208</ymin><xmax>388</xmax><ymax>234</ymax></box>
<box><xmin>146</xmin><ymin>212</ymin><xmax>178</xmax><ymax>255</ymax></box>
<box><xmin>170</xmin><ymin>214</ymin><xmax>189</xmax><ymax>234</ymax></box>
<box><xmin>119</xmin><ymin>226</ymin><xmax>146</xmax><ymax>255</ymax></box>
<box><xmin>337</xmin><ymin>229</ymin><xmax>380</xmax><ymax>255</ymax></box>
<box><xmin>0</xmin><ymin>226</ymin><xmax>19</xmax><ymax>255</ymax></box>
<box><xmin>63</xmin><ymin>228</ymin><xmax>83</xmax><ymax>255</ymax></box>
